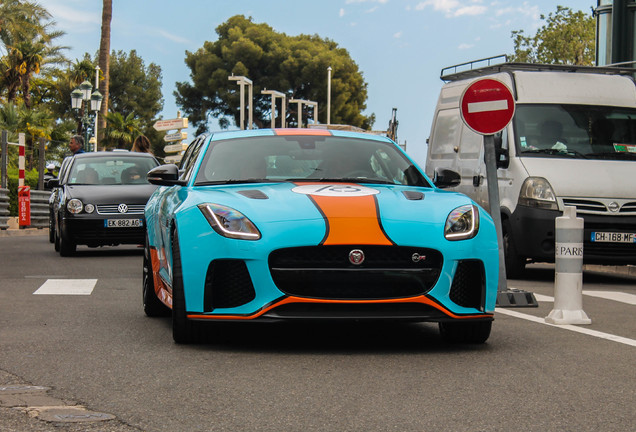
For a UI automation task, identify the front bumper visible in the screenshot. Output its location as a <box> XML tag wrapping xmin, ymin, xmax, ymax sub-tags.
<box><xmin>62</xmin><ymin>216</ymin><xmax>145</xmax><ymax>246</ymax></box>
<box><xmin>510</xmin><ymin>205</ymin><xmax>636</xmax><ymax>264</ymax></box>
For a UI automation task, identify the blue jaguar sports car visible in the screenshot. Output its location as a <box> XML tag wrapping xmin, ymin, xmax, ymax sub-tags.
<box><xmin>143</xmin><ymin>129</ymin><xmax>499</xmax><ymax>343</ymax></box>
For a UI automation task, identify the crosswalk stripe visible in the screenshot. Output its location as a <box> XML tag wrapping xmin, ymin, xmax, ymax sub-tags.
<box><xmin>33</xmin><ymin>279</ymin><xmax>97</xmax><ymax>295</ymax></box>
<box><xmin>514</xmin><ymin>289</ymin><xmax>636</xmax><ymax>306</ymax></box>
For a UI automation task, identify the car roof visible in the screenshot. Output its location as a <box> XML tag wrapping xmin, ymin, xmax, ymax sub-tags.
<box><xmin>72</xmin><ymin>151</ymin><xmax>157</xmax><ymax>159</ymax></box>
<box><xmin>208</xmin><ymin>128</ymin><xmax>393</xmax><ymax>144</ymax></box>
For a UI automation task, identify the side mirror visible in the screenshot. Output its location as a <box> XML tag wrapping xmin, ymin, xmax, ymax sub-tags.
<box><xmin>433</xmin><ymin>168</ymin><xmax>460</xmax><ymax>188</ymax></box>
<box><xmin>147</xmin><ymin>164</ymin><xmax>187</xmax><ymax>186</ymax></box>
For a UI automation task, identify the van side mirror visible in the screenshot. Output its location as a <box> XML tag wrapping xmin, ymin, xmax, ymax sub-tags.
<box><xmin>433</xmin><ymin>168</ymin><xmax>460</xmax><ymax>188</ymax></box>
<box><xmin>494</xmin><ymin>132</ymin><xmax>510</xmax><ymax>169</ymax></box>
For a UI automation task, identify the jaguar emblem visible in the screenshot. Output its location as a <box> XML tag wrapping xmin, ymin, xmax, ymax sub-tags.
<box><xmin>412</xmin><ymin>253</ymin><xmax>426</xmax><ymax>263</ymax></box>
<box><xmin>349</xmin><ymin>249</ymin><xmax>365</xmax><ymax>265</ymax></box>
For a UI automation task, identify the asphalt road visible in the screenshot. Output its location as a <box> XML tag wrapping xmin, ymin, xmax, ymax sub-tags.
<box><xmin>1</xmin><ymin>234</ymin><xmax>635</xmax><ymax>431</ymax></box>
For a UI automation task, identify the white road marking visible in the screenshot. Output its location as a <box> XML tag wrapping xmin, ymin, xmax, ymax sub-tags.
<box><xmin>467</xmin><ymin>99</ymin><xmax>508</xmax><ymax>113</ymax></box>
<box><xmin>495</xmin><ymin>308</ymin><xmax>636</xmax><ymax>347</ymax></box>
<box><xmin>583</xmin><ymin>291</ymin><xmax>636</xmax><ymax>305</ymax></box>
<box><xmin>526</xmin><ymin>291</ymin><xmax>636</xmax><ymax>305</ymax></box>
<box><xmin>33</xmin><ymin>279</ymin><xmax>97</xmax><ymax>295</ymax></box>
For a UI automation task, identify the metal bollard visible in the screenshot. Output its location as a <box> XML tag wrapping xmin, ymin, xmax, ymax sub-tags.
<box><xmin>545</xmin><ymin>206</ymin><xmax>591</xmax><ymax>325</ymax></box>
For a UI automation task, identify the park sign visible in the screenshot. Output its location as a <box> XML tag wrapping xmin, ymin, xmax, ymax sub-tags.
<box><xmin>153</xmin><ymin>117</ymin><xmax>188</xmax><ymax>131</ymax></box>
<box><xmin>460</xmin><ymin>78</ymin><xmax>515</xmax><ymax>135</ymax></box>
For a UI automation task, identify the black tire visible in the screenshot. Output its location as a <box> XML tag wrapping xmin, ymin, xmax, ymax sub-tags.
<box><xmin>439</xmin><ymin>320</ymin><xmax>492</xmax><ymax>344</ymax></box>
<box><xmin>502</xmin><ymin>219</ymin><xmax>526</xmax><ymax>279</ymax></box>
<box><xmin>171</xmin><ymin>230</ymin><xmax>198</xmax><ymax>344</ymax></box>
<box><xmin>58</xmin><ymin>223</ymin><xmax>76</xmax><ymax>257</ymax></box>
<box><xmin>143</xmin><ymin>234</ymin><xmax>170</xmax><ymax>317</ymax></box>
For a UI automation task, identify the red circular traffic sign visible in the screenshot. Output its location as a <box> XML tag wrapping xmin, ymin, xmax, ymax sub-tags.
<box><xmin>460</xmin><ymin>78</ymin><xmax>515</xmax><ymax>135</ymax></box>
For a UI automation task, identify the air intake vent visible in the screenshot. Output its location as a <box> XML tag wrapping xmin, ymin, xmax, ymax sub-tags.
<box><xmin>204</xmin><ymin>260</ymin><xmax>255</xmax><ymax>311</ymax></box>
<box><xmin>238</xmin><ymin>190</ymin><xmax>268</xmax><ymax>199</ymax></box>
<box><xmin>449</xmin><ymin>260</ymin><xmax>484</xmax><ymax>310</ymax></box>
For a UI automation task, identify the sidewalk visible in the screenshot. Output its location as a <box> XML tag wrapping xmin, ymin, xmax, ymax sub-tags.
<box><xmin>0</xmin><ymin>217</ymin><xmax>47</xmax><ymax>237</ymax></box>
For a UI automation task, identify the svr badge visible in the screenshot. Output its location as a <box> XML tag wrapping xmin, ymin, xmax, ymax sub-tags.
<box><xmin>292</xmin><ymin>184</ymin><xmax>379</xmax><ymax>197</ymax></box>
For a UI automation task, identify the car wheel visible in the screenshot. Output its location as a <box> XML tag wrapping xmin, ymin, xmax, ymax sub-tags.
<box><xmin>171</xmin><ymin>230</ymin><xmax>198</xmax><ymax>344</ymax></box>
<box><xmin>58</xmin><ymin>222</ymin><xmax>76</xmax><ymax>257</ymax></box>
<box><xmin>439</xmin><ymin>320</ymin><xmax>492</xmax><ymax>344</ymax></box>
<box><xmin>503</xmin><ymin>219</ymin><xmax>526</xmax><ymax>279</ymax></box>
<box><xmin>143</xmin><ymin>234</ymin><xmax>170</xmax><ymax>317</ymax></box>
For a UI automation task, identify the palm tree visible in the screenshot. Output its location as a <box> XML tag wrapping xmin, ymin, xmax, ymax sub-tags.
<box><xmin>98</xmin><ymin>0</ymin><xmax>112</xmax><ymax>143</ymax></box>
<box><xmin>0</xmin><ymin>0</ymin><xmax>51</xmax><ymax>55</ymax></box>
<box><xmin>105</xmin><ymin>112</ymin><xmax>141</xmax><ymax>149</ymax></box>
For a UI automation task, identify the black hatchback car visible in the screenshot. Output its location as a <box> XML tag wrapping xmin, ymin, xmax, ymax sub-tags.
<box><xmin>49</xmin><ymin>151</ymin><xmax>159</xmax><ymax>256</ymax></box>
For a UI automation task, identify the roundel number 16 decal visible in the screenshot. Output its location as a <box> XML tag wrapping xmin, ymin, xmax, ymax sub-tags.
<box><xmin>292</xmin><ymin>184</ymin><xmax>379</xmax><ymax>197</ymax></box>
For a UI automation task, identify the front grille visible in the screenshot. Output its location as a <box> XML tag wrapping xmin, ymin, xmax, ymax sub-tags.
<box><xmin>269</xmin><ymin>246</ymin><xmax>443</xmax><ymax>300</ymax></box>
<box><xmin>96</xmin><ymin>204</ymin><xmax>145</xmax><ymax>215</ymax></box>
<box><xmin>204</xmin><ymin>260</ymin><xmax>255</xmax><ymax>311</ymax></box>
<box><xmin>562</xmin><ymin>199</ymin><xmax>606</xmax><ymax>213</ymax></box>
<box><xmin>562</xmin><ymin>198</ymin><xmax>636</xmax><ymax>215</ymax></box>
<box><xmin>449</xmin><ymin>260</ymin><xmax>485</xmax><ymax>310</ymax></box>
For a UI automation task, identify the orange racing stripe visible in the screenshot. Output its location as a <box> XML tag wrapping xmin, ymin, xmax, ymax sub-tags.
<box><xmin>296</xmin><ymin>182</ymin><xmax>394</xmax><ymax>245</ymax></box>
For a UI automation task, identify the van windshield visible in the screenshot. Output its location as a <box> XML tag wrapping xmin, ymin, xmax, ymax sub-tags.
<box><xmin>513</xmin><ymin>104</ymin><xmax>636</xmax><ymax>160</ymax></box>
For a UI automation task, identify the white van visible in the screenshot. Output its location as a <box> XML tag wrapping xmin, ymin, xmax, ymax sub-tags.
<box><xmin>424</xmin><ymin>58</ymin><xmax>636</xmax><ymax>277</ymax></box>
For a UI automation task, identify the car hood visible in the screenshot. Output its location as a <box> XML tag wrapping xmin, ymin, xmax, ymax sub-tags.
<box><xmin>519</xmin><ymin>157</ymin><xmax>636</xmax><ymax>198</ymax></box>
<box><xmin>181</xmin><ymin>182</ymin><xmax>480</xmax><ymax>245</ymax></box>
<box><xmin>65</xmin><ymin>184</ymin><xmax>158</xmax><ymax>204</ymax></box>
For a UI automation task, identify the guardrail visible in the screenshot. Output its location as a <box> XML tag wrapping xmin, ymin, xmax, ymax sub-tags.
<box><xmin>29</xmin><ymin>190</ymin><xmax>51</xmax><ymax>229</ymax></box>
<box><xmin>0</xmin><ymin>188</ymin><xmax>9</xmax><ymax>230</ymax></box>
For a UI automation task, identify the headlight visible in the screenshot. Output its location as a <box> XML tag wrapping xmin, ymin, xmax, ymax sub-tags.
<box><xmin>445</xmin><ymin>204</ymin><xmax>479</xmax><ymax>240</ymax></box>
<box><xmin>198</xmin><ymin>203</ymin><xmax>261</xmax><ymax>240</ymax></box>
<box><xmin>518</xmin><ymin>177</ymin><xmax>558</xmax><ymax>210</ymax></box>
<box><xmin>67</xmin><ymin>199</ymin><xmax>83</xmax><ymax>214</ymax></box>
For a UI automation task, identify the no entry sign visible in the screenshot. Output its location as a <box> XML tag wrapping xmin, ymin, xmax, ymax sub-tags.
<box><xmin>460</xmin><ymin>78</ymin><xmax>515</xmax><ymax>135</ymax></box>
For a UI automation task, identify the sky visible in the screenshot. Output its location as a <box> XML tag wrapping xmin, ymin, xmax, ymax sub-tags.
<box><xmin>42</xmin><ymin>0</ymin><xmax>595</xmax><ymax>164</ymax></box>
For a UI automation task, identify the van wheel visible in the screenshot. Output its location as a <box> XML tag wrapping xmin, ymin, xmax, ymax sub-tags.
<box><xmin>503</xmin><ymin>220</ymin><xmax>526</xmax><ymax>278</ymax></box>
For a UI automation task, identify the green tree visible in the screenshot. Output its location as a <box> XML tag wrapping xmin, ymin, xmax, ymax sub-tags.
<box><xmin>104</xmin><ymin>111</ymin><xmax>141</xmax><ymax>149</ymax></box>
<box><xmin>108</xmin><ymin>50</ymin><xmax>163</xmax><ymax>132</ymax></box>
<box><xmin>175</xmin><ymin>15</ymin><xmax>374</xmax><ymax>134</ymax></box>
<box><xmin>510</xmin><ymin>6</ymin><xmax>595</xmax><ymax>65</ymax></box>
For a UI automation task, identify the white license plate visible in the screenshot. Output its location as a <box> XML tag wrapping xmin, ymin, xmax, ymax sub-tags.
<box><xmin>591</xmin><ymin>232</ymin><xmax>635</xmax><ymax>243</ymax></box>
<box><xmin>105</xmin><ymin>219</ymin><xmax>143</xmax><ymax>228</ymax></box>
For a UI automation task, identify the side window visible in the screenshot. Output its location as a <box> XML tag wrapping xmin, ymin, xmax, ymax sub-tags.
<box><xmin>179</xmin><ymin>137</ymin><xmax>206</xmax><ymax>181</ymax></box>
<box><xmin>429</xmin><ymin>108</ymin><xmax>461</xmax><ymax>160</ymax></box>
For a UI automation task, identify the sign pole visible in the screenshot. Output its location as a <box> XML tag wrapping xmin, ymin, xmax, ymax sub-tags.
<box><xmin>483</xmin><ymin>134</ymin><xmax>507</xmax><ymax>292</ymax></box>
<box><xmin>459</xmin><ymin>77</ymin><xmax>537</xmax><ymax>307</ymax></box>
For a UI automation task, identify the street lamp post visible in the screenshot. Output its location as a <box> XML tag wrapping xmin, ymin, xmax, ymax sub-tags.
<box><xmin>71</xmin><ymin>75</ymin><xmax>102</xmax><ymax>152</ymax></box>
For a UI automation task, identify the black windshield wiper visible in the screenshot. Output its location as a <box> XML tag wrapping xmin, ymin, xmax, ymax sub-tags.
<box><xmin>313</xmin><ymin>177</ymin><xmax>396</xmax><ymax>185</ymax></box>
<box><xmin>522</xmin><ymin>148</ymin><xmax>588</xmax><ymax>158</ymax></box>
<box><xmin>195</xmin><ymin>179</ymin><xmax>273</xmax><ymax>186</ymax></box>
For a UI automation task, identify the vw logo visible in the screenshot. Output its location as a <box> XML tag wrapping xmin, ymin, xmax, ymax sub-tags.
<box><xmin>117</xmin><ymin>204</ymin><xmax>128</xmax><ymax>214</ymax></box>
<box><xmin>412</xmin><ymin>253</ymin><xmax>427</xmax><ymax>263</ymax></box>
<box><xmin>349</xmin><ymin>249</ymin><xmax>365</xmax><ymax>265</ymax></box>
<box><xmin>608</xmin><ymin>202</ymin><xmax>620</xmax><ymax>213</ymax></box>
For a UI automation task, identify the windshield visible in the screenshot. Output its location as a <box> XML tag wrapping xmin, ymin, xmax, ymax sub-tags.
<box><xmin>68</xmin><ymin>156</ymin><xmax>158</xmax><ymax>185</ymax></box>
<box><xmin>514</xmin><ymin>104</ymin><xmax>636</xmax><ymax>160</ymax></box>
<box><xmin>194</xmin><ymin>135</ymin><xmax>431</xmax><ymax>187</ymax></box>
